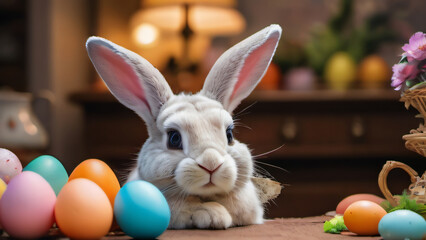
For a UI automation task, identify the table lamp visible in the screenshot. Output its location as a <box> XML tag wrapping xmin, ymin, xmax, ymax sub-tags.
<box><xmin>130</xmin><ymin>0</ymin><xmax>246</xmax><ymax>69</ymax></box>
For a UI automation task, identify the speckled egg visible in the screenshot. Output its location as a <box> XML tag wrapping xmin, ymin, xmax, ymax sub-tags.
<box><xmin>0</xmin><ymin>148</ymin><xmax>22</xmax><ymax>183</ymax></box>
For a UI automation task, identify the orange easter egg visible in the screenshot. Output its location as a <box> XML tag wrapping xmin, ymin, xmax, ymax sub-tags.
<box><xmin>69</xmin><ymin>159</ymin><xmax>120</xmax><ymax>206</ymax></box>
<box><xmin>55</xmin><ymin>178</ymin><xmax>113</xmax><ymax>239</ymax></box>
<box><xmin>358</xmin><ymin>55</ymin><xmax>391</xmax><ymax>88</ymax></box>
<box><xmin>343</xmin><ymin>200</ymin><xmax>387</xmax><ymax>235</ymax></box>
<box><xmin>257</xmin><ymin>62</ymin><xmax>282</xmax><ymax>90</ymax></box>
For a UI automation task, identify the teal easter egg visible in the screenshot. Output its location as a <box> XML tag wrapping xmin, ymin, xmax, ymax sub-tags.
<box><xmin>23</xmin><ymin>155</ymin><xmax>68</xmax><ymax>195</ymax></box>
<box><xmin>378</xmin><ymin>210</ymin><xmax>426</xmax><ymax>240</ymax></box>
<box><xmin>114</xmin><ymin>180</ymin><xmax>170</xmax><ymax>239</ymax></box>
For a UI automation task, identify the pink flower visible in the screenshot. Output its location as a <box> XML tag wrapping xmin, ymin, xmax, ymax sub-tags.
<box><xmin>402</xmin><ymin>32</ymin><xmax>426</xmax><ymax>61</ymax></box>
<box><xmin>391</xmin><ymin>62</ymin><xmax>420</xmax><ymax>90</ymax></box>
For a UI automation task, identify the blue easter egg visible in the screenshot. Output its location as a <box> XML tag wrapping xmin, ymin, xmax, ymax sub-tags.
<box><xmin>378</xmin><ymin>210</ymin><xmax>426</xmax><ymax>240</ymax></box>
<box><xmin>23</xmin><ymin>155</ymin><xmax>68</xmax><ymax>195</ymax></box>
<box><xmin>114</xmin><ymin>180</ymin><xmax>170</xmax><ymax>239</ymax></box>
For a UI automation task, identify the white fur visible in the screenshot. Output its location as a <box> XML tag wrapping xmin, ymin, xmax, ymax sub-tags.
<box><xmin>202</xmin><ymin>24</ymin><xmax>282</xmax><ymax>112</ymax></box>
<box><xmin>86</xmin><ymin>24</ymin><xmax>282</xmax><ymax>229</ymax></box>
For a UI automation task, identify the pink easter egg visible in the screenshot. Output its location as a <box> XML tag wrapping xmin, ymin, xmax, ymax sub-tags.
<box><xmin>0</xmin><ymin>148</ymin><xmax>22</xmax><ymax>183</ymax></box>
<box><xmin>0</xmin><ymin>171</ymin><xmax>56</xmax><ymax>238</ymax></box>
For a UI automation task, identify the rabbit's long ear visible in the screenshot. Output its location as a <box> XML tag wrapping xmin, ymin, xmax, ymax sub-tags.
<box><xmin>86</xmin><ymin>37</ymin><xmax>173</xmax><ymax>124</ymax></box>
<box><xmin>201</xmin><ymin>24</ymin><xmax>281</xmax><ymax>113</ymax></box>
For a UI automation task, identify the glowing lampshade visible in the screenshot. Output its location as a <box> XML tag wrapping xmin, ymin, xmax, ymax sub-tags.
<box><xmin>130</xmin><ymin>0</ymin><xmax>245</xmax><ymax>46</ymax></box>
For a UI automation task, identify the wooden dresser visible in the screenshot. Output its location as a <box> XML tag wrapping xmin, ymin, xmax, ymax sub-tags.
<box><xmin>71</xmin><ymin>89</ymin><xmax>425</xmax><ymax>218</ymax></box>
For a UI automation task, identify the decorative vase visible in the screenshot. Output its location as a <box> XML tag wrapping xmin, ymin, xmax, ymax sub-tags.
<box><xmin>0</xmin><ymin>90</ymin><xmax>49</xmax><ymax>149</ymax></box>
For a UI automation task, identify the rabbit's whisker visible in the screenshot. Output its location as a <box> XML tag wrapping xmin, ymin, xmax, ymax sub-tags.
<box><xmin>253</xmin><ymin>164</ymin><xmax>275</xmax><ymax>178</ymax></box>
<box><xmin>234</xmin><ymin>122</ymin><xmax>252</xmax><ymax>131</ymax></box>
<box><xmin>252</xmin><ymin>144</ymin><xmax>285</xmax><ymax>159</ymax></box>
<box><xmin>255</xmin><ymin>161</ymin><xmax>288</xmax><ymax>173</ymax></box>
<box><xmin>264</xmin><ymin>198</ymin><xmax>279</xmax><ymax>208</ymax></box>
<box><xmin>234</xmin><ymin>101</ymin><xmax>257</xmax><ymax>119</ymax></box>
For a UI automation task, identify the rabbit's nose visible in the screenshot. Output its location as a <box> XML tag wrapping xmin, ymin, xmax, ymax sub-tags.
<box><xmin>195</xmin><ymin>148</ymin><xmax>224</xmax><ymax>174</ymax></box>
<box><xmin>198</xmin><ymin>163</ymin><xmax>223</xmax><ymax>175</ymax></box>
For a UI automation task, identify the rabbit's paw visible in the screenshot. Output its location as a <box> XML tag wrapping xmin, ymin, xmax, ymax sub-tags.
<box><xmin>192</xmin><ymin>202</ymin><xmax>232</xmax><ymax>229</ymax></box>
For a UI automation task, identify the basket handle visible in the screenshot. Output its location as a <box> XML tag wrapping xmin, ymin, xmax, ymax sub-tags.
<box><xmin>378</xmin><ymin>161</ymin><xmax>419</xmax><ymax>207</ymax></box>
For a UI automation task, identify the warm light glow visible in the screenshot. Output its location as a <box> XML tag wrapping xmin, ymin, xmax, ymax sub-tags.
<box><xmin>131</xmin><ymin>6</ymin><xmax>184</xmax><ymax>33</ymax></box>
<box><xmin>190</xmin><ymin>6</ymin><xmax>245</xmax><ymax>35</ymax></box>
<box><xmin>130</xmin><ymin>1</ymin><xmax>246</xmax><ymax>65</ymax></box>
<box><xmin>142</xmin><ymin>0</ymin><xmax>236</xmax><ymax>7</ymax></box>
<box><xmin>130</xmin><ymin>5</ymin><xmax>245</xmax><ymax>37</ymax></box>
<box><xmin>133</xmin><ymin>23</ymin><xmax>159</xmax><ymax>45</ymax></box>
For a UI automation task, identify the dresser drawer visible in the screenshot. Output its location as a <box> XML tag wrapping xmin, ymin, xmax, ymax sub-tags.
<box><xmin>235</xmin><ymin>100</ymin><xmax>419</xmax><ymax>159</ymax></box>
<box><xmin>72</xmin><ymin>90</ymin><xmax>420</xmax><ymax>162</ymax></box>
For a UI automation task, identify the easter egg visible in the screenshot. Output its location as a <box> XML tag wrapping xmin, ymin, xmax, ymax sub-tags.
<box><xmin>257</xmin><ymin>62</ymin><xmax>282</xmax><ymax>90</ymax></box>
<box><xmin>23</xmin><ymin>155</ymin><xmax>68</xmax><ymax>195</ymax></box>
<box><xmin>0</xmin><ymin>178</ymin><xmax>6</xmax><ymax>227</ymax></box>
<box><xmin>336</xmin><ymin>193</ymin><xmax>385</xmax><ymax>214</ymax></box>
<box><xmin>0</xmin><ymin>178</ymin><xmax>6</xmax><ymax>199</ymax></box>
<box><xmin>69</xmin><ymin>159</ymin><xmax>120</xmax><ymax>206</ymax></box>
<box><xmin>343</xmin><ymin>200</ymin><xmax>387</xmax><ymax>235</ymax></box>
<box><xmin>0</xmin><ymin>148</ymin><xmax>22</xmax><ymax>183</ymax></box>
<box><xmin>358</xmin><ymin>55</ymin><xmax>392</xmax><ymax>89</ymax></box>
<box><xmin>379</xmin><ymin>210</ymin><xmax>426</xmax><ymax>240</ymax></box>
<box><xmin>0</xmin><ymin>178</ymin><xmax>7</xmax><ymax>227</ymax></box>
<box><xmin>324</xmin><ymin>52</ymin><xmax>357</xmax><ymax>90</ymax></box>
<box><xmin>55</xmin><ymin>178</ymin><xmax>113</xmax><ymax>239</ymax></box>
<box><xmin>0</xmin><ymin>171</ymin><xmax>56</xmax><ymax>238</ymax></box>
<box><xmin>114</xmin><ymin>180</ymin><xmax>170</xmax><ymax>239</ymax></box>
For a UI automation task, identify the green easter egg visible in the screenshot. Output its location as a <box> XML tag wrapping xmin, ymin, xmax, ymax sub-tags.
<box><xmin>24</xmin><ymin>155</ymin><xmax>68</xmax><ymax>195</ymax></box>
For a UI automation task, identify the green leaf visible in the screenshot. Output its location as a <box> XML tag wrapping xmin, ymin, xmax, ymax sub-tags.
<box><xmin>385</xmin><ymin>191</ymin><xmax>426</xmax><ymax>220</ymax></box>
<box><xmin>399</xmin><ymin>56</ymin><xmax>408</xmax><ymax>64</ymax></box>
<box><xmin>324</xmin><ymin>216</ymin><xmax>348</xmax><ymax>234</ymax></box>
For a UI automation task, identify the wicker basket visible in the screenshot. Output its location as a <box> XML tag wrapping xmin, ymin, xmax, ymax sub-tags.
<box><xmin>378</xmin><ymin>161</ymin><xmax>425</xmax><ymax>206</ymax></box>
<box><xmin>400</xmin><ymin>88</ymin><xmax>426</xmax><ymax>156</ymax></box>
<box><xmin>377</xmin><ymin>88</ymin><xmax>426</xmax><ymax>207</ymax></box>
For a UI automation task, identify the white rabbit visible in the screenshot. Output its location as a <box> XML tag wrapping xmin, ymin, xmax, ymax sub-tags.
<box><xmin>86</xmin><ymin>24</ymin><xmax>282</xmax><ymax>229</ymax></box>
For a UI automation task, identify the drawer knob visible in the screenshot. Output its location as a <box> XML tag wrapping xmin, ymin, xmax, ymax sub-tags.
<box><xmin>281</xmin><ymin>118</ymin><xmax>297</xmax><ymax>141</ymax></box>
<box><xmin>351</xmin><ymin>116</ymin><xmax>365</xmax><ymax>140</ymax></box>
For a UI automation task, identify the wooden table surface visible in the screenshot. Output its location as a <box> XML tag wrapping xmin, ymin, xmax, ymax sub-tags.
<box><xmin>102</xmin><ymin>215</ymin><xmax>382</xmax><ymax>240</ymax></box>
<box><xmin>0</xmin><ymin>216</ymin><xmax>383</xmax><ymax>240</ymax></box>
<box><xmin>159</xmin><ymin>216</ymin><xmax>382</xmax><ymax>240</ymax></box>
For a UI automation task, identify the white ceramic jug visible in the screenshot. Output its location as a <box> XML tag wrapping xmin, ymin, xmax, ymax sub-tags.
<box><xmin>0</xmin><ymin>90</ymin><xmax>48</xmax><ymax>149</ymax></box>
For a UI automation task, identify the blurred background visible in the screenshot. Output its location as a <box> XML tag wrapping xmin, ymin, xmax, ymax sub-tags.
<box><xmin>0</xmin><ymin>0</ymin><xmax>425</xmax><ymax>218</ymax></box>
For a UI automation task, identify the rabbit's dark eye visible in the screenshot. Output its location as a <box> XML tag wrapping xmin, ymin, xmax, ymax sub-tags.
<box><xmin>226</xmin><ymin>125</ymin><xmax>234</xmax><ymax>145</ymax></box>
<box><xmin>167</xmin><ymin>130</ymin><xmax>183</xmax><ymax>150</ymax></box>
